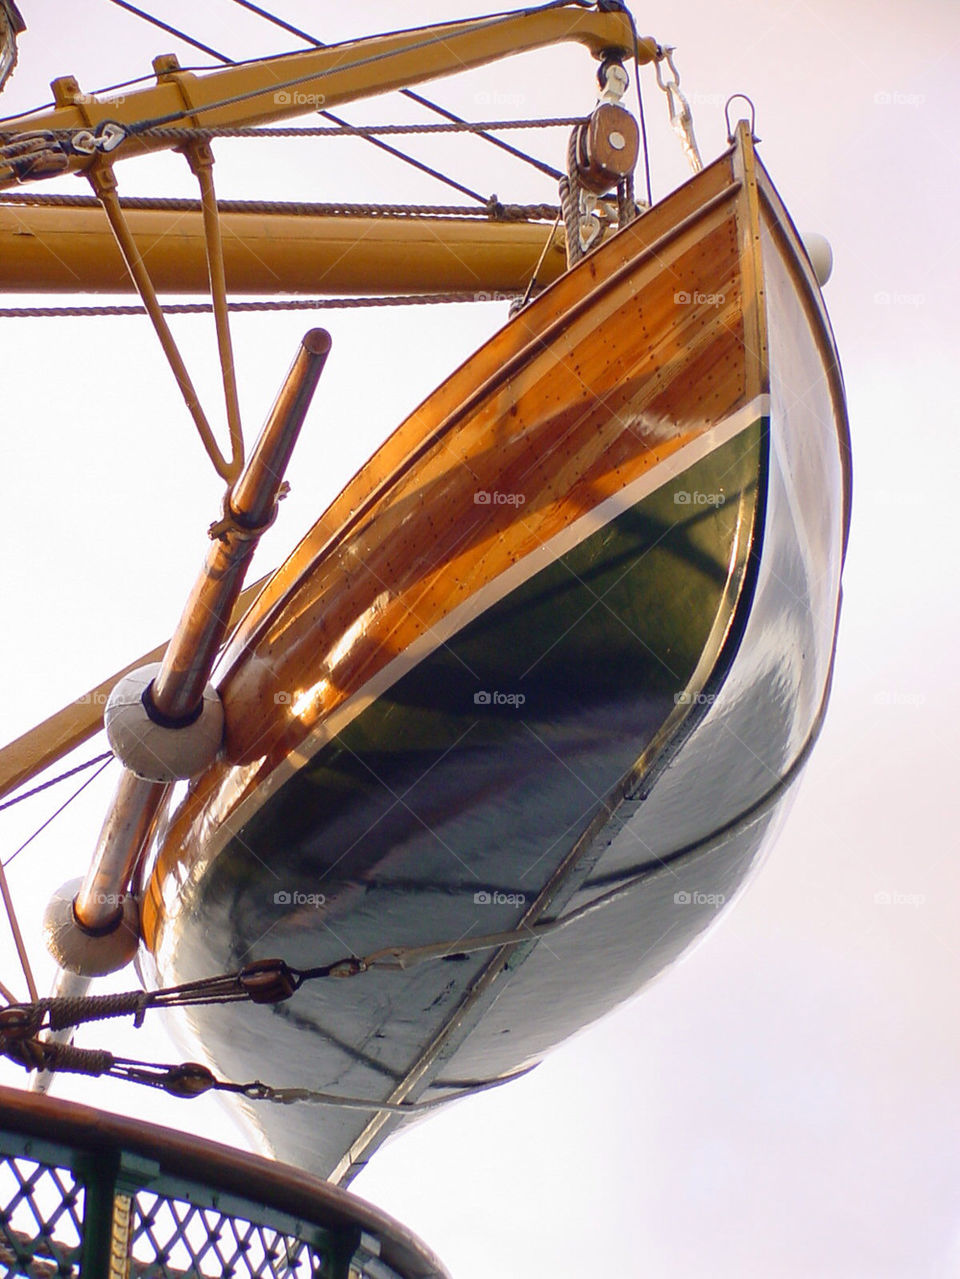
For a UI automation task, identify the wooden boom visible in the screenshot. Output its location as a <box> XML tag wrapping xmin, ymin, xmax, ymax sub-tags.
<box><xmin>0</xmin><ymin>204</ymin><xmax>567</xmax><ymax>295</ymax></box>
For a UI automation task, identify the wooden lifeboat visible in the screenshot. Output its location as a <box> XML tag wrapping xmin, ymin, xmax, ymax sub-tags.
<box><xmin>137</xmin><ymin>124</ymin><xmax>851</xmax><ymax>1183</ymax></box>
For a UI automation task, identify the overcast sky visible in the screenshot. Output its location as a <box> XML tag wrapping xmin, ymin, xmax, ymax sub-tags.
<box><xmin>0</xmin><ymin>2</ymin><xmax>957</xmax><ymax>1277</ymax></box>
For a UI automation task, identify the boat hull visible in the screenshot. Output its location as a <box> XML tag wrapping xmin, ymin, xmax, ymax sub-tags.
<box><xmin>138</xmin><ymin>128</ymin><xmax>850</xmax><ymax>1182</ymax></box>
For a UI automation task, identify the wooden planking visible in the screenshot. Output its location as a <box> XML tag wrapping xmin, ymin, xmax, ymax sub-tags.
<box><xmin>218</xmin><ymin>207</ymin><xmax>748</xmax><ymax>767</ymax></box>
<box><xmin>139</xmin><ymin>137</ymin><xmax>763</xmax><ymax>934</ymax></box>
<box><xmin>215</xmin><ymin>156</ymin><xmax>740</xmax><ymax>669</ymax></box>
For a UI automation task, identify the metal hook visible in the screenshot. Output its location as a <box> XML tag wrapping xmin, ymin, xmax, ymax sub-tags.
<box><xmin>724</xmin><ymin>94</ymin><xmax>759</xmax><ymax>143</ymax></box>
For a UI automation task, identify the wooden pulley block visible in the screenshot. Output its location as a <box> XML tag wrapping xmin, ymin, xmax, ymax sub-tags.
<box><xmin>576</xmin><ymin>102</ymin><xmax>640</xmax><ymax>193</ymax></box>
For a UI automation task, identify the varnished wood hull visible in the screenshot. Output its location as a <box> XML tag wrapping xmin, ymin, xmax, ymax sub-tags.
<box><xmin>137</xmin><ymin>129</ymin><xmax>850</xmax><ymax>1182</ymax></box>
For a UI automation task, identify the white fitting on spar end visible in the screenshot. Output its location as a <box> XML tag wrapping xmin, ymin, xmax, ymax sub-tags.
<box><xmin>43</xmin><ymin>877</ymin><xmax>140</xmax><ymax>976</ymax></box>
<box><xmin>801</xmin><ymin>232</ymin><xmax>833</xmax><ymax>287</ymax></box>
<box><xmin>104</xmin><ymin>662</ymin><xmax>224</xmax><ymax>782</ymax></box>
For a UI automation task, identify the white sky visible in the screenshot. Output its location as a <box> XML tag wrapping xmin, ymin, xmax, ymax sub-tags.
<box><xmin>0</xmin><ymin>2</ymin><xmax>958</xmax><ymax>1277</ymax></box>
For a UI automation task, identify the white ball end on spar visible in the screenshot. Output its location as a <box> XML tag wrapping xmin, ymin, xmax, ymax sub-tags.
<box><xmin>43</xmin><ymin>877</ymin><xmax>140</xmax><ymax>976</ymax></box>
<box><xmin>104</xmin><ymin>662</ymin><xmax>224</xmax><ymax>783</ymax></box>
<box><xmin>801</xmin><ymin>232</ymin><xmax>833</xmax><ymax>286</ymax></box>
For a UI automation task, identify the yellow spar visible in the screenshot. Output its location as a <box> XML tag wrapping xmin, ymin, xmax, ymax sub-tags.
<box><xmin>0</xmin><ymin>6</ymin><xmax>656</xmax><ymax>187</ymax></box>
<box><xmin>0</xmin><ymin>203</ymin><xmax>568</xmax><ymax>294</ymax></box>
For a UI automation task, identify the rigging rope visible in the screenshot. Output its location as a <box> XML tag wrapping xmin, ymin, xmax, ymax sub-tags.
<box><xmin>105</xmin><ymin>0</ymin><xmax>223</xmax><ymax>61</ymax></box>
<box><xmin>2</xmin><ymin>1025</ymin><xmax>535</xmax><ymax>1109</ymax></box>
<box><xmin>623</xmin><ymin>7</ymin><xmax>656</xmax><ymax>209</ymax></box>
<box><xmin>0</xmin><ymin>293</ymin><xmax>521</xmax><ymax>320</ymax></box>
<box><xmin>99</xmin><ymin>3</ymin><xmax>602</xmax><ymax>205</ymax></box>
<box><xmin>3</xmin><ymin>757</ymin><xmax>114</xmax><ymax>868</ymax></box>
<box><xmin>101</xmin><ymin>0</ymin><xmax>491</xmax><ymax>205</ymax></box>
<box><xmin>131</xmin><ymin>117</ymin><xmax>583</xmax><ymax>140</ymax></box>
<box><xmin>0</xmin><ymin>192</ymin><xmax>560</xmax><ymax>220</ymax></box>
<box><xmin>0</xmin><ymin>669</ymin><xmax>831</xmax><ymax>1102</ymax></box>
<box><xmin>0</xmin><ymin>751</ymin><xmax>113</xmax><ymax>814</ymax></box>
<box><xmin>223</xmin><ymin>0</ymin><xmax>564</xmax><ymax>180</ymax></box>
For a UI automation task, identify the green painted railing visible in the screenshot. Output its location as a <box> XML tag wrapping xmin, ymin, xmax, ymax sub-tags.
<box><xmin>0</xmin><ymin>1085</ymin><xmax>448</xmax><ymax>1279</ymax></box>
